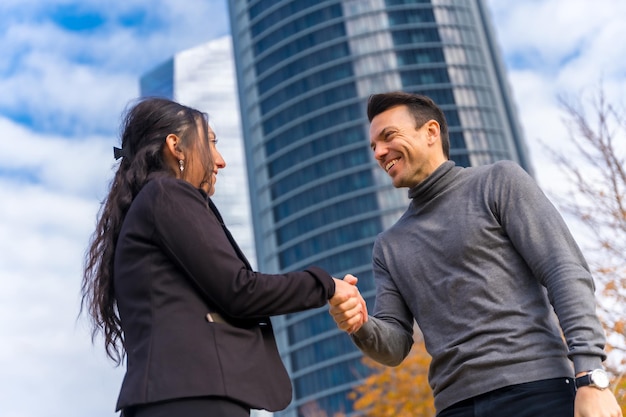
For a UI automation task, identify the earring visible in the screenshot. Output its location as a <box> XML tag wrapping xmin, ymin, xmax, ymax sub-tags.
<box><xmin>178</xmin><ymin>159</ymin><xmax>184</xmax><ymax>173</ymax></box>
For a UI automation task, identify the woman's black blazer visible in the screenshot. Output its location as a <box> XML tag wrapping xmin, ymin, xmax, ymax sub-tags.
<box><xmin>113</xmin><ymin>177</ymin><xmax>335</xmax><ymax>411</ymax></box>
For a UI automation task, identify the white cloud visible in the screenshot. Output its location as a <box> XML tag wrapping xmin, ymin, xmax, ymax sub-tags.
<box><xmin>486</xmin><ymin>0</ymin><xmax>626</xmax><ymax>195</ymax></box>
<box><xmin>1</xmin><ymin>117</ymin><xmax>114</xmax><ymax>196</ymax></box>
<box><xmin>0</xmin><ymin>261</ymin><xmax>123</xmax><ymax>416</ymax></box>
<box><xmin>0</xmin><ymin>182</ymin><xmax>123</xmax><ymax>417</ymax></box>
<box><xmin>486</xmin><ymin>0</ymin><xmax>626</xmax><ymax>72</ymax></box>
<box><xmin>0</xmin><ymin>115</ymin><xmax>122</xmax><ymax>416</ymax></box>
<box><xmin>0</xmin><ymin>0</ymin><xmax>228</xmax><ymax>136</ymax></box>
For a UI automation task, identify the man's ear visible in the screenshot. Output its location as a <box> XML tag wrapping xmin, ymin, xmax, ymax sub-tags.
<box><xmin>425</xmin><ymin>120</ymin><xmax>441</xmax><ymax>145</ymax></box>
<box><xmin>164</xmin><ymin>134</ymin><xmax>184</xmax><ymax>160</ymax></box>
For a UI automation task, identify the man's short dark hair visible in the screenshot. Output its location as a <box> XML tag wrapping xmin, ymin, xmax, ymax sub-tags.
<box><xmin>367</xmin><ymin>91</ymin><xmax>450</xmax><ymax>159</ymax></box>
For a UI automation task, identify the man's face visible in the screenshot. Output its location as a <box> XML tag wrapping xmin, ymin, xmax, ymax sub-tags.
<box><xmin>369</xmin><ymin>105</ymin><xmax>440</xmax><ymax>188</ymax></box>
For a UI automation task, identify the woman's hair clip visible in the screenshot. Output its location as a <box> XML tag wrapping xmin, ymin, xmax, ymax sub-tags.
<box><xmin>113</xmin><ymin>146</ymin><xmax>128</xmax><ymax>160</ymax></box>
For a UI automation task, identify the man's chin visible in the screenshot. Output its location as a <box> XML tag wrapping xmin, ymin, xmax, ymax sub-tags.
<box><xmin>391</xmin><ymin>178</ymin><xmax>407</xmax><ymax>188</ymax></box>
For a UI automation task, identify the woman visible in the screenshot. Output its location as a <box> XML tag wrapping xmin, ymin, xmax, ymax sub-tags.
<box><xmin>81</xmin><ymin>97</ymin><xmax>365</xmax><ymax>417</ymax></box>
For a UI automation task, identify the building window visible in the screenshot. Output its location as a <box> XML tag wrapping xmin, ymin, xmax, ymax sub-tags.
<box><xmin>258</xmin><ymin>47</ymin><xmax>352</xmax><ymax>97</ymax></box>
<box><xmin>279</xmin><ymin>218</ymin><xmax>381</xmax><ymax>266</ymax></box>
<box><xmin>294</xmin><ymin>358</ymin><xmax>370</xmax><ymax>399</ymax></box>
<box><xmin>255</xmin><ymin>23</ymin><xmax>347</xmax><ymax>76</ymax></box>
<box><xmin>290</xmin><ymin>332</ymin><xmax>360</xmax><ymax>371</ymax></box>
<box><xmin>396</xmin><ymin>47</ymin><xmax>445</xmax><ymax>66</ymax></box>
<box><xmin>387</xmin><ymin>8</ymin><xmax>436</xmax><ymax>25</ymax></box>
<box><xmin>273</xmin><ymin>170</ymin><xmax>374</xmax><ymax>222</ymax></box>
<box><xmin>276</xmin><ymin>194</ymin><xmax>379</xmax><ymax>243</ymax></box>
<box><xmin>270</xmin><ymin>147</ymin><xmax>369</xmax><ymax>198</ymax></box>
<box><xmin>262</xmin><ymin>83</ymin><xmax>358</xmax><ymax>135</ymax></box>
<box><xmin>253</xmin><ymin>4</ymin><xmax>343</xmax><ymax>55</ymax></box>
<box><xmin>400</xmin><ymin>66</ymin><xmax>451</xmax><ymax>85</ymax></box>
<box><xmin>264</xmin><ymin>104</ymin><xmax>363</xmax><ymax>157</ymax></box>
<box><xmin>280</xmin><ymin>243</ymin><xmax>374</xmax><ymax>274</ymax></box>
<box><xmin>261</xmin><ymin>61</ymin><xmax>353</xmax><ymax>113</ymax></box>
<box><xmin>268</xmin><ymin>125</ymin><xmax>364</xmax><ymax>177</ymax></box>
<box><xmin>250</xmin><ymin>0</ymin><xmax>323</xmax><ymax>34</ymax></box>
<box><xmin>391</xmin><ymin>27</ymin><xmax>441</xmax><ymax>44</ymax></box>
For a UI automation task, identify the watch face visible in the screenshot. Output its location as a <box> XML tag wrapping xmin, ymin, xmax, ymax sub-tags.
<box><xmin>591</xmin><ymin>369</ymin><xmax>610</xmax><ymax>389</ymax></box>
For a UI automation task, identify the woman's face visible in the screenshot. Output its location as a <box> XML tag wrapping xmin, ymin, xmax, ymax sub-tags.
<box><xmin>204</xmin><ymin>126</ymin><xmax>225</xmax><ymax>196</ymax></box>
<box><xmin>173</xmin><ymin>120</ymin><xmax>226</xmax><ymax>195</ymax></box>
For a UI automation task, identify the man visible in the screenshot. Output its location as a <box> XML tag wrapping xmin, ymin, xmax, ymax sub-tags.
<box><xmin>329</xmin><ymin>92</ymin><xmax>621</xmax><ymax>417</ymax></box>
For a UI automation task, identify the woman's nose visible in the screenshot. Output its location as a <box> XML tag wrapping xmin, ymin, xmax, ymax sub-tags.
<box><xmin>215</xmin><ymin>150</ymin><xmax>226</xmax><ymax>169</ymax></box>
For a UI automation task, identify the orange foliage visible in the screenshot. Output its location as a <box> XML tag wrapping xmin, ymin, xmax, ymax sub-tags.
<box><xmin>348</xmin><ymin>339</ymin><xmax>435</xmax><ymax>417</ymax></box>
<box><xmin>613</xmin><ymin>373</ymin><xmax>626</xmax><ymax>414</ymax></box>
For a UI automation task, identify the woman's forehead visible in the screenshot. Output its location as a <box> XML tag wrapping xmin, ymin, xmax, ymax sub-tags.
<box><xmin>206</xmin><ymin>119</ymin><xmax>217</xmax><ymax>138</ymax></box>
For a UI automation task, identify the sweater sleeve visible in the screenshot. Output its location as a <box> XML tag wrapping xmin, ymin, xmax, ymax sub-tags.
<box><xmin>351</xmin><ymin>238</ymin><xmax>414</xmax><ymax>366</ymax></box>
<box><xmin>144</xmin><ymin>177</ymin><xmax>335</xmax><ymax>318</ymax></box>
<box><xmin>491</xmin><ymin>161</ymin><xmax>606</xmax><ymax>372</ymax></box>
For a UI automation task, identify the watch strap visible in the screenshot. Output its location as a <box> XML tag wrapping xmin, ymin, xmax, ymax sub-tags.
<box><xmin>575</xmin><ymin>373</ymin><xmax>592</xmax><ymax>389</ymax></box>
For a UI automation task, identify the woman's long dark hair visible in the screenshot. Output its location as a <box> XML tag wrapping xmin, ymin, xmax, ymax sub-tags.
<box><xmin>81</xmin><ymin>97</ymin><xmax>213</xmax><ymax>365</ymax></box>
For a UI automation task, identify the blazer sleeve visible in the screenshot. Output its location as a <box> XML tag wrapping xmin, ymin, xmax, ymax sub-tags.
<box><xmin>144</xmin><ymin>177</ymin><xmax>335</xmax><ymax>319</ymax></box>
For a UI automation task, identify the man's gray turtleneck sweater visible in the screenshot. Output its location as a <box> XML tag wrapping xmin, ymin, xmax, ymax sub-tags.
<box><xmin>352</xmin><ymin>160</ymin><xmax>606</xmax><ymax>412</ymax></box>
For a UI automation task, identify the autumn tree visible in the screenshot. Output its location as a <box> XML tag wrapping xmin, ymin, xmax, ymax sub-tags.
<box><xmin>543</xmin><ymin>86</ymin><xmax>625</xmax><ymax>409</ymax></box>
<box><xmin>614</xmin><ymin>373</ymin><xmax>626</xmax><ymax>415</ymax></box>
<box><xmin>348</xmin><ymin>333</ymin><xmax>435</xmax><ymax>417</ymax></box>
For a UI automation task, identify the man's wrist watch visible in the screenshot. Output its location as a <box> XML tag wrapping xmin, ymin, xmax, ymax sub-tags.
<box><xmin>574</xmin><ymin>369</ymin><xmax>610</xmax><ymax>390</ymax></box>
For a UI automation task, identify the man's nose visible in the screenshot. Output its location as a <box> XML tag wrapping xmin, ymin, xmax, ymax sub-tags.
<box><xmin>373</xmin><ymin>144</ymin><xmax>387</xmax><ymax>161</ymax></box>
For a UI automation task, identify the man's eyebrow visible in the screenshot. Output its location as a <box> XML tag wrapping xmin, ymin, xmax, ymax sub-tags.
<box><xmin>377</xmin><ymin>126</ymin><xmax>396</xmax><ymax>137</ymax></box>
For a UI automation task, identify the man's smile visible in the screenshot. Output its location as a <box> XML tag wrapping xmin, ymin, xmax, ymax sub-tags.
<box><xmin>385</xmin><ymin>158</ymin><xmax>399</xmax><ymax>172</ymax></box>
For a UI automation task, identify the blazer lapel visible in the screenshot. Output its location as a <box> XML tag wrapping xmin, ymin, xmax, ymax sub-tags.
<box><xmin>208</xmin><ymin>199</ymin><xmax>253</xmax><ymax>270</ymax></box>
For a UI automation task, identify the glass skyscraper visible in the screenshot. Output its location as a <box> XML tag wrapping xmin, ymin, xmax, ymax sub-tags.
<box><xmin>225</xmin><ymin>1</ymin><xmax>532</xmax><ymax>416</ymax></box>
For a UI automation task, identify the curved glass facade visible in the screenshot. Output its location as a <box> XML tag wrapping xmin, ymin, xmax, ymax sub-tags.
<box><xmin>228</xmin><ymin>0</ymin><xmax>531</xmax><ymax>415</ymax></box>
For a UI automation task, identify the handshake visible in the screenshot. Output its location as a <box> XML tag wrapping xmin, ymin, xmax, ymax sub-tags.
<box><xmin>329</xmin><ymin>275</ymin><xmax>368</xmax><ymax>334</ymax></box>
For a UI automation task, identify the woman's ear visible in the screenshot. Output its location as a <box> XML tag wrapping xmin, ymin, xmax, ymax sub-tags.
<box><xmin>164</xmin><ymin>133</ymin><xmax>184</xmax><ymax>160</ymax></box>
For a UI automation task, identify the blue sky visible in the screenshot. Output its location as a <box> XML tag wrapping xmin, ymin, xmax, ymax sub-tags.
<box><xmin>1</xmin><ymin>1</ymin><xmax>626</xmax><ymax>416</ymax></box>
<box><xmin>1</xmin><ymin>0</ymin><xmax>229</xmax><ymax>139</ymax></box>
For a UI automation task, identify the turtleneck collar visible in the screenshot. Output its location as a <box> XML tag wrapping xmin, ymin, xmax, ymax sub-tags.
<box><xmin>407</xmin><ymin>160</ymin><xmax>457</xmax><ymax>202</ymax></box>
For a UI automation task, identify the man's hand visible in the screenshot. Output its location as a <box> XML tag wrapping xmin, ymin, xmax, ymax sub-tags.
<box><xmin>575</xmin><ymin>386</ymin><xmax>623</xmax><ymax>417</ymax></box>
<box><xmin>329</xmin><ymin>274</ymin><xmax>368</xmax><ymax>334</ymax></box>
